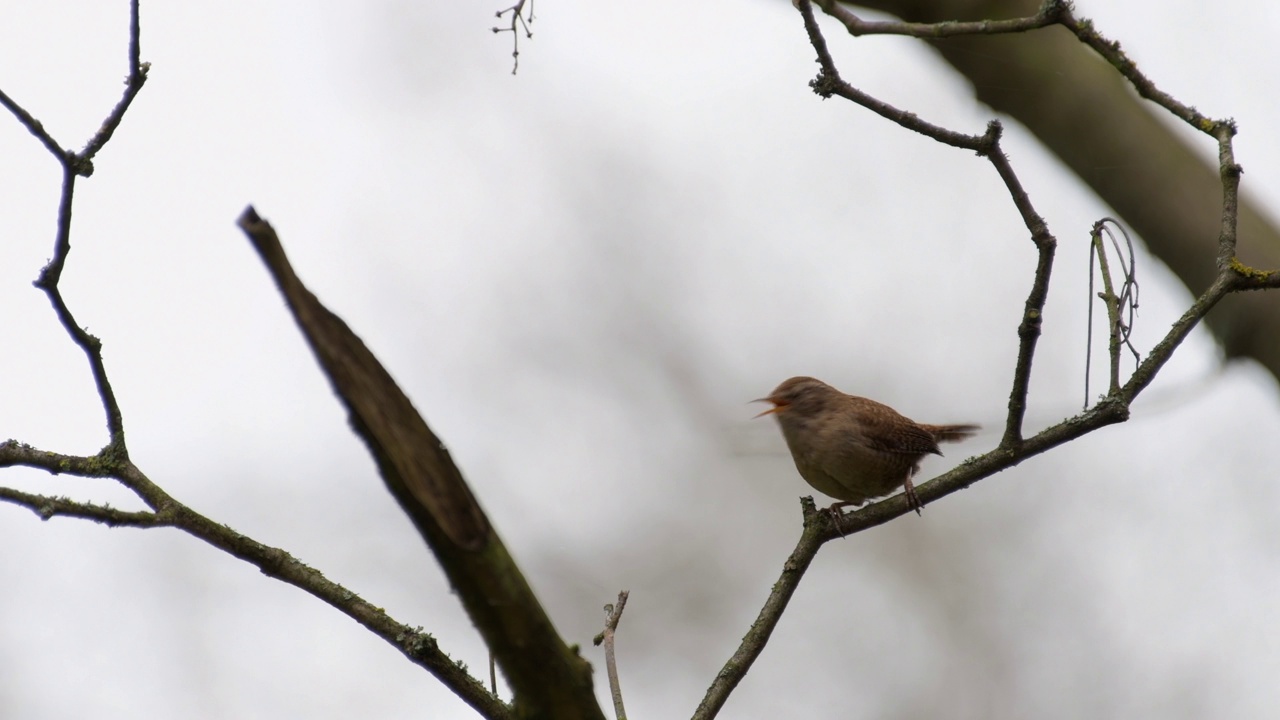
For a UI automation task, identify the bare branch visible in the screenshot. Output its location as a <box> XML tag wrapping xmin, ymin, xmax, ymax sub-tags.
<box><xmin>31</xmin><ymin>166</ymin><xmax>129</xmax><ymax>450</ymax></box>
<box><xmin>3</xmin><ymin>0</ymin><xmax>152</xmax><ymax>450</ymax></box>
<box><xmin>1212</xmin><ymin>125</ymin><xmax>1243</xmax><ymax>270</ymax></box>
<box><xmin>140</xmin><ymin>460</ymin><xmax>514</xmax><ymax>720</ymax></box>
<box><xmin>489</xmin><ymin>653</ymin><xmax>498</xmax><ymax>697</ymax></box>
<box><xmin>0</xmin><ymin>86</ymin><xmax>67</xmax><ymax>162</ymax></box>
<box><xmin>0</xmin><ymin>440</ymin><xmax>515</xmax><ymax>720</ymax></box>
<box><xmin>693</xmin><ymin>503</ymin><xmax>824</xmax><ymax>720</ymax></box>
<box><xmin>1053</xmin><ymin>10</ymin><xmax>1227</xmax><ymax>135</ymax></box>
<box><xmin>236</xmin><ymin>207</ymin><xmax>604</xmax><ymax>720</ymax></box>
<box><xmin>812</xmin><ymin>0</ymin><xmax>1063</xmax><ymax>37</ymax></box>
<box><xmin>0</xmin><ymin>485</ymin><xmax>161</xmax><ymax>527</ymax></box>
<box><xmin>492</xmin><ymin>0</ymin><xmax>535</xmax><ymax>75</ymax></box>
<box><xmin>237</xmin><ymin>208</ymin><xmax>490</xmax><ymax>552</ymax></box>
<box><xmin>980</xmin><ymin>141</ymin><xmax>1056</xmax><ymax>446</ymax></box>
<box><xmin>80</xmin><ymin>0</ymin><xmax>149</xmax><ymax>164</ymax></box>
<box><xmin>593</xmin><ymin>591</ymin><xmax>631</xmax><ymax>720</ymax></box>
<box><xmin>1085</xmin><ymin>219</ymin><xmax>1141</xmax><ymax>405</ymax></box>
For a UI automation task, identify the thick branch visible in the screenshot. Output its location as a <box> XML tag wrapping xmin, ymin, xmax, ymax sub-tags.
<box><xmin>236</xmin><ymin>207</ymin><xmax>604</xmax><ymax>720</ymax></box>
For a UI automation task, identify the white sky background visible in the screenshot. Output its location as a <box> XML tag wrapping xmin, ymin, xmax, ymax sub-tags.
<box><xmin>2</xmin><ymin>1</ymin><xmax>1279</xmax><ymax>718</ymax></box>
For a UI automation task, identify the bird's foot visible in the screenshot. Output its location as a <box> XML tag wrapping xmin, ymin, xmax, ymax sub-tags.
<box><xmin>903</xmin><ymin>477</ymin><xmax>924</xmax><ymax>516</ymax></box>
<box><xmin>825</xmin><ymin>501</ymin><xmax>854</xmax><ymax>537</ymax></box>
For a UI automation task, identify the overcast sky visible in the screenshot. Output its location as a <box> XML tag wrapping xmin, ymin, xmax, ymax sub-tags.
<box><xmin>2</xmin><ymin>2</ymin><xmax>1279</xmax><ymax>718</ymax></box>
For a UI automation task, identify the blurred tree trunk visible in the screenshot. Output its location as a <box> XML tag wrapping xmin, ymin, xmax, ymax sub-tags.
<box><xmin>849</xmin><ymin>0</ymin><xmax>1280</xmax><ymax>379</ymax></box>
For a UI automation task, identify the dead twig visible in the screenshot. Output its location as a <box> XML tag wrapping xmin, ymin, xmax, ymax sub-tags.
<box><xmin>593</xmin><ymin>591</ymin><xmax>631</xmax><ymax>720</ymax></box>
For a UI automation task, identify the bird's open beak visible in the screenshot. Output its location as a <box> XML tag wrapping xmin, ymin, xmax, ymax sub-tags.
<box><xmin>752</xmin><ymin>398</ymin><xmax>785</xmax><ymax>418</ymax></box>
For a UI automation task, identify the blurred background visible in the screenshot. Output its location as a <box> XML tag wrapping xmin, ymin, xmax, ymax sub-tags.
<box><xmin>2</xmin><ymin>1</ymin><xmax>1278</xmax><ymax>718</ymax></box>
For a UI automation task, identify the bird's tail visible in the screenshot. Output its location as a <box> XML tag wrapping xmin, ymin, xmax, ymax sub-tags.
<box><xmin>921</xmin><ymin>424</ymin><xmax>981</xmax><ymax>443</ymax></box>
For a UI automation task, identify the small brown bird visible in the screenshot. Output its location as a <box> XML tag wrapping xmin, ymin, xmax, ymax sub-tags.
<box><xmin>755</xmin><ymin>376</ymin><xmax>979</xmax><ymax>517</ymax></box>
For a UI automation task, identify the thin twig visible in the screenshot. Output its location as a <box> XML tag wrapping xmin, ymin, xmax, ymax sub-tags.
<box><xmin>11</xmin><ymin>0</ymin><xmax>151</xmax><ymax>450</ymax></box>
<box><xmin>0</xmin><ymin>484</ymin><xmax>162</xmax><ymax>527</ymax></box>
<box><xmin>1054</xmin><ymin>10</ymin><xmax>1227</xmax><ymax>136</ymax></box>
<box><xmin>1085</xmin><ymin>231</ymin><xmax>1099</xmax><ymax>407</ymax></box>
<box><xmin>80</xmin><ymin>0</ymin><xmax>149</xmax><ymax>165</ymax></box>
<box><xmin>0</xmin><ymin>86</ymin><xmax>66</xmax><ymax>161</ymax></box>
<box><xmin>813</xmin><ymin>0</ymin><xmax>1064</xmax><ymax>38</ymax></box>
<box><xmin>1085</xmin><ymin>219</ymin><xmax>1141</xmax><ymax>404</ymax></box>
<box><xmin>693</xmin><ymin>505</ymin><xmax>823</xmax><ymax>720</ymax></box>
<box><xmin>798</xmin><ymin>2</ymin><xmax>994</xmax><ymax>155</ymax></box>
<box><xmin>1091</xmin><ymin>229</ymin><xmax>1121</xmax><ymax>393</ymax></box>
<box><xmin>489</xmin><ymin>653</ymin><xmax>498</xmax><ymax>696</ymax></box>
<box><xmin>1104</xmin><ymin>222</ymin><xmax>1141</xmax><ymax>368</ymax></box>
<box><xmin>31</xmin><ymin>169</ymin><xmax>129</xmax><ymax>450</ymax></box>
<box><xmin>492</xmin><ymin>0</ymin><xmax>534</xmax><ymax>75</ymax></box>
<box><xmin>1212</xmin><ymin>124</ymin><xmax>1243</xmax><ymax>269</ymax></box>
<box><xmin>978</xmin><ymin>141</ymin><xmax>1056</xmax><ymax>446</ymax></box>
<box><xmin>593</xmin><ymin>591</ymin><xmax>630</xmax><ymax>720</ymax></box>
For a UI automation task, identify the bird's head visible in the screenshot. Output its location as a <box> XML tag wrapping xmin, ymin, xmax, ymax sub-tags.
<box><xmin>753</xmin><ymin>376</ymin><xmax>836</xmax><ymax>419</ymax></box>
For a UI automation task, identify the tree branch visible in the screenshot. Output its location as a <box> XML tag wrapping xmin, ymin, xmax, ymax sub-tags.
<box><xmin>79</xmin><ymin>0</ymin><xmax>149</xmax><ymax>164</ymax></box>
<box><xmin>692</xmin><ymin>505</ymin><xmax>824</xmax><ymax>720</ymax></box>
<box><xmin>0</xmin><ymin>485</ymin><xmax>161</xmax><ymax>527</ymax></box>
<box><xmin>593</xmin><ymin>591</ymin><xmax>631</xmax><ymax>720</ymax></box>
<box><xmin>0</xmin><ymin>440</ymin><xmax>516</xmax><ymax>720</ymax></box>
<box><xmin>236</xmin><ymin>207</ymin><xmax>604</xmax><ymax>720</ymax></box>
<box><xmin>814</xmin><ymin>0</ymin><xmax>1063</xmax><ymax>37</ymax></box>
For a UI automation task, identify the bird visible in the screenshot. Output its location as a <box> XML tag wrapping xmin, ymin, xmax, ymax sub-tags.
<box><xmin>755</xmin><ymin>376</ymin><xmax>979</xmax><ymax>519</ymax></box>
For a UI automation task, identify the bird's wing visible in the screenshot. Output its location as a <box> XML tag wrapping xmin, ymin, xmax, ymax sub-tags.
<box><xmin>859</xmin><ymin>422</ymin><xmax>943</xmax><ymax>456</ymax></box>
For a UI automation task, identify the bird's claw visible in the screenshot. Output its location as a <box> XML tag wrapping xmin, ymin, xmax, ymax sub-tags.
<box><xmin>903</xmin><ymin>477</ymin><xmax>924</xmax><ymax>516</ymax></box>
<box><xmin>825</xmin><ymin>502</ymin><xmax>852</xmax><ymax>537</ymax></box>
